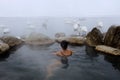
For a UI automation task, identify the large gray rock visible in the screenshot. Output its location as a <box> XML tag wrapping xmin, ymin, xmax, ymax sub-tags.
<box><xmin>96</xmin><ymin>45</ymin><xmax>120</xmax><ymax>56</ymax></box>
<box><xmin>86</xmin><ymin>28</ymin><xmax>103</xmax><ymax>47</ymax></box>
<box><xmin>104</xmin><ymin>25</ymin><xmax>116</xmax><ymax>46</ymax></box>
<box><xmin>104</xmin><ymin>25</ymin><xmax>120</xmax><ymax>49</ymax></box>
<box><xmin>24</xmin><ymin>33</ymin><xmax>54</xmax><ymax>45</ymax></box>
<box><xmin>0</xmin><ymin>40</ymin><xmax>9</xmax><ymax>54</ymax></box>
<box><xmin>0</xmin><ymin>36</ymin><xmax>23</xmax><ymax>48</ymax></box>
<box><xmin>55</xmin><ymin>37</ymin><xmax>85</xmax><ymax>46</ymax></box>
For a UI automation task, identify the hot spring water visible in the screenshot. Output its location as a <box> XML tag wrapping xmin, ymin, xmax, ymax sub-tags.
<box><xmin>0</xmin><ymin>43</ymin><xmax>120</xmax><ymax>80</ymax></box>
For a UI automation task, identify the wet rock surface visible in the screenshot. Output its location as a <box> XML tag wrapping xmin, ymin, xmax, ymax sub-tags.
<box><xmin>24</xmin><ymin>33</ymin><xmax>55</xmax><ymax>45</ymax></box>
<box><xmin>0</xmin><ymin>36</ymin><xmax>23</xmax><ymax>48</ymax></box>
<box><xmin>55</xmin><ymin>37</ymin><xmax>85</xmax><ymax>46</ymax></box>
<box><xmin>0</xmin><ymin>40</ymin><xmax>9</xmax><ymax>54</ymax></box>
<box><xmin>86</xmin><ymin>26</ymin><xmax>120</xmax><ymax>55</ymax></box>
<box><xmin>104</xmin><ymin>25</ymin><xmax>120</xmax><ymax>49</ymax></box>
<box><xmin>96</xmin><ymin>45</ymin><xmax>120</xmax><ymax>56</ymax></box>
<box><xmin>86</xmin><ymin>28</ymin><xmax>103</xmax><ymax>47</ymax></box>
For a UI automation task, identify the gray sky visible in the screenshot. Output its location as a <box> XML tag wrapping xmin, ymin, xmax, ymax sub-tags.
<box><xmin>0</xmin><ymin>0</ymin><xmax>120</xmax><ymax>17</ymax></box>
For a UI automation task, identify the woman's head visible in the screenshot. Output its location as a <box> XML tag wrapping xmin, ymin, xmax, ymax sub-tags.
<box><xmin>60</xmin><ymin>40</ymin><xmax>69</xmax><ymax>50</ymax></box>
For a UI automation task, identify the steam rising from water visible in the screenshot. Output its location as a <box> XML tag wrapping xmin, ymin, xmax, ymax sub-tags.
<box><xmin>0</xmin><ymin>17</ymin><xmax>120</xmax><ymax>38</ymax></box>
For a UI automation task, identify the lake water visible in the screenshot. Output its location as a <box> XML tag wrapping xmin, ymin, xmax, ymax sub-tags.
<box><xmin>0</xmin><ymin>43</ymin><xmax>120</xmax><ymax>80</ymax></box>
<box><xmin>0</xmin><ymin>17</ymin><xmax>120</xmax><ymax>80</ymax></box>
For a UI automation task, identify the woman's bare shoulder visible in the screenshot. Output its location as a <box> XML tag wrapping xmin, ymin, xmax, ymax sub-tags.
<box><xmin>67</xmin><ymin>49</ymin><xmax>73</xmax><ymax>53</ymax></box>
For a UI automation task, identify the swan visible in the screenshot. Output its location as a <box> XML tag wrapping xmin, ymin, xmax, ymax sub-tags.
<box><xmin>3</xmin><ymin>28</ymin><xmax>10</xmax><ymax>34</ymax></box>
<box><xmin>73</xmin><ymin>20</ymin><xmax>88</xmax><ymax>36</ymax></box>
<box><xmin>65</xmin><ymin>18</ymin><xmax>88</xmax><ymax>36</ymax></box>
<box><xmin>96</xmin><ymin>21</ymin><xmax>103</xmax><ymax>32</ymax></box>
<box><xmin>0</xmin><ymin>25</ymin><xmax>10</xmax><ymax>35</ymax></box>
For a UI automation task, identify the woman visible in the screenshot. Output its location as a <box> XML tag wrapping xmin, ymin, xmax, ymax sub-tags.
<box><xmin>55</xmin><ymin>40</ymin><xmax>73</xmax><ymax>64</ymax></box>
<box><xmin>45</xmin><ymin>41</ymin><xmax>73</xmax><ymax>80</ymax></box>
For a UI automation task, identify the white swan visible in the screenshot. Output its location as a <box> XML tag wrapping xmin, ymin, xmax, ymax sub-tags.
<box><xmin>65</xmin><ymin>18</ymin><xmax>88</xmax><ymax>36</ymax></box>
<box><xmin>96</xmin><ymin>21</ymin><xmax>103</xmax><ymax>32</ymax></box>
<box><xmin>0</xmin><ymin>25</ymin><xmax>10</xmax><ymax>35</ymax></box>
<box><xmin>72</xmin><ymin>20</ymin><xmax>88</xmax><ymax>36</ymax></box>
<box><xmin>73</xmin><ymin>24</ymin><xmax>88</xmax><ymax>36</ymax></box>
<box><xmin>3</xmin><ymin>28</ymin><xmax>10</xmax><ymax>34</ymax></box>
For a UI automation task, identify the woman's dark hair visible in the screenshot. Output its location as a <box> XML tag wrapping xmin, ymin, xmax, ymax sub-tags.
<box><xmin>60</xmin><ymin>40</ymin><xmax>69</xmax><ymax>50</ymax></box>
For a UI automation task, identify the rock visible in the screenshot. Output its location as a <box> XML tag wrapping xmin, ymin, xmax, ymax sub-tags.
<box><xmin>95</xmin><ymin>45</ymin><xmax>120</xmax><ymax>55</ymax></box>
<box><xmin>86</xmin><ymin>27</ymin><xmax>103</xmax><ymax>47</ymax></box>
<box><xmin>0</xmin><ymin>36</ymin><xmax>23</xmax><ymax>48</ymax></box>
<box><xmin>104</xmin><ymin>25</ymin><xmax>116</xmax><ymax>46</ymax></box>
<box><xmin>0</xmin><ymin>40</ymin><xmax>9</xmax><ymax>54</ymax></box>
<box><xmin>55</xmin><ymin>37</ymin><xmax>85</xmax><ymax>46</ymax></box>
<box><xmin>24</xmin><ymin>32</ymin><xmax>55</xmax><ymax>45</ymax></box>
<box><xmin>55</xmin><ymin>32</ymin><xmax>66</xmax><ymax>38</ymax></box>
<box><xmin>104</xmin><ymin>25</ymin><xmax>120</xmax><ymax>49</ymax></box>
<box><xmin>67</xmin><ymin>37</ymin><xmax>85</xmax><ymax>45</ymax></box>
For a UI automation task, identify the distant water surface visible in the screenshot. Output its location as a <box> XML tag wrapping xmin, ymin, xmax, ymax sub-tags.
<box><xmin>0</xmin><ymin>17</ymin><xmax>120</xmax><ymax>37</ymax></box>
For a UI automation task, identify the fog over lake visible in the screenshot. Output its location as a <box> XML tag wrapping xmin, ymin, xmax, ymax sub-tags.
<box><xmin>0</xmin><ymin>17</ymin><xmax>120</xmax><ymax>37</ymax></box>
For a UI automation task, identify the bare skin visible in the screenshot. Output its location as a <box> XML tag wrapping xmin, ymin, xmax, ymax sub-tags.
<box><xmin>56</xmin><ymin>49</ymin><xmax>72</xmax><ymax>57</ymax></box>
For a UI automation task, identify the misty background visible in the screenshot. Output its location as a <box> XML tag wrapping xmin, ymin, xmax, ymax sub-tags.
<box><xmin>0</xmin><ymin>0</ymin><xmax>120</xmax><ymax>37</ymax></box>
<box><xmin>0</xmin><ymin>1</ymin><xmax>120</xmax><ymax>80</ymax></box>
<box><xmin>0</xmin><ymin>0</ymin><xmax>120</xmax><ymax>17</ymax></box>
